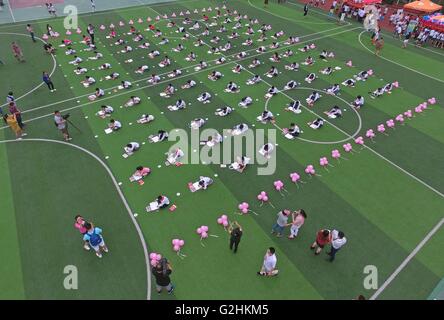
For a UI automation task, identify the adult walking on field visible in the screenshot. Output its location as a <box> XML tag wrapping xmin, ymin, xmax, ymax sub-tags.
<box><xmin>327</xmin><ymin>229</ymin><xmax>347</xmax><ymax>262</ymax></box>
<box><xmin>271</xmin><ymin>209</ymin><xmax>291</xmax><ymax>237</ymax></box>
<box><xmin>26</xmin><ymin>24</ymin><xmax>36</xmax><ymax>43</ymax></box>
<box><xmin>228</xmin><ymin>221</ymin><xmax>243</xmax><ymax>253</ymax></box>
<box><xmin>87</xmin><ymin>23</ymin><xmax>95</xmax><ymax>44</ymax></box>
<box><xmin>288</xmin><ymin>209</ymin><xmax>306</xmax><ymax>239</ymax></box>
<box><xmin>310</xmin><ymin>228</ymin><xmax>332</xmax><ymax>255</ymax></box>
<box><xmin>54</xmin><ymin>110</ymin><xmax>71</xmax><ymax>141</ymax></box>
<box><xmin>3</xmin><ymin>113</ymin><xmax>26</xmax><ymax>139</ymax></box>
<box><xmin>11</xmin><ymin>42</ymin><xmax>25</xmax><ymax>62</ymax></box>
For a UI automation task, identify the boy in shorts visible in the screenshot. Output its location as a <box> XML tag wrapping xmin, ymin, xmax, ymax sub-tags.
<box><xmin>83</xmin><ymin>222</ymin><xmax>109</xmax><ymax>258</ymax></box>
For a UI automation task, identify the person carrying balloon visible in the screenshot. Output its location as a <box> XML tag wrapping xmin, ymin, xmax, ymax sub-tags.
<box><xmin>288</xmin><ymin>209</ymin><xmax>307</xmax><ymax>239</ymax></box>
<box><xmin>152</xmin><ymin>258</ymin><xmax>175</xmax><ymax>295</ymax></box>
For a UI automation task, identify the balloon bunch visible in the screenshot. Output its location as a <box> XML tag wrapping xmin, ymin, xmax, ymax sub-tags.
<box><xmin>171</xmin><ymin>239</ymin><xmax>186</xmax><ymax>258</ymax></box>
<box><xmin>217</xmin><ymin>215</ymin><xmax>229</xmax><ymax>228</ymax></box>
<box><xmin>366</xmin><ymin>129</ymin><xmax>375</xmax><ymax>141</ymax></box>
<box><xmin>428</xmin><ymin>97</ymin><xmax>436</xmax><ymax>105</ymax></box>
<box><xmin>392</xmin><ymin>81</ymin><xmax>399</xmax><ymax>88</ymax></box>
<box><xmin>355</xmin><ymin>136</ymin><xmax>365</xmax><ymax>147</ymax></box>
<box><xmin>343</xmin><ymin>143</ymin><xmax>353</xmax><ymax>153</ymax></box>
<box><xmin>273</xmin><ymin>180</ymin><xmax>289</xmax><ymax>196</ymax></box>
<box><xmin>395</xmin><ymin>114</ymin><xmax>405</xmax><ymax>125</ymax></box>
<box><xmin>305</xmin><ymin>165</ymin><xmax>320</xmax><ymax>178</ymax></box>
<box><xmin>196</xmin><ymin>226</ymin><xmax>218</xmax><ymax>246</ymax></box>
<box><xmin>404</xmin><ymin>110</ymin><xmax>413</xmax><ymax>119</ymax></box>
<box><xmin>319</xmin><ymin>157</ymin><xmax>333</xmax><ymax>171</ymax></box>
<box><xmin>289</xmin><ymin>172</ymin><xmax>305</xmax><ymax>188</ymax></box>
<box><xmin>377</xmin><ymin>124</ymin><xmax>387</xmax><ymax>135</ymax></box>
<box><xmin>237</xmin><ymin>202</ymin><xmax>258</xmax><ymax>215</ymax></box>
<box><xmin>257</xmin><ymin>191</ymin><xmax>275</xmax><ymax>208</ymax></box>
<box><xmin>386</xmin><ymin>119</ymin><xmax>395</xmax><ymax>129</ymax></box>
<box><xmin>149</xmin><ymin>252</ymin><xmax>162</xmax><ymax>267</ymax></box>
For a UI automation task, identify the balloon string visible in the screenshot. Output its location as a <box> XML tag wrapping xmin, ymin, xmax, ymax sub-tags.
<box><xmin>328</xmin><ymin>163</ymin><xmax>335</xmax><ymax>167</ymax></box>
<box><xmin>200</xmin><ymin>239</ymin><xmax>206</xmax><ymax>247</ymax></box>
<box><xmin>259</xmin><ymin>201</ymin><xmax>264</xmax><ymax>207</ymax></box>
<box><xmin>283</xmin><ymin>188</ymin><xmax>290</xmax><ymax>194</ymax></box>
<box><xmin>323</xmin><ymin>167</ymin><xmax>330</xmax><ymax>172</ymax></box>
<box><xmin>268</xmin><ymin>201</ymin><xmax>275</xmax><ymax>209</ymax></box>
<box><xmin>248</xmin><ymin>209</ymin><xmax>259</xmax><ymax>216</ymax></box>
<box><xmin>210</xmin><ymin>234</ymin><xmax>219</xmax><ymax>238</ymax></box>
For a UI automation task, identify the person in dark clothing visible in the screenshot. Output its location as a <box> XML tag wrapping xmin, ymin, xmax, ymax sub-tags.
<box><xmin>304</xmin><ymin>4</ymin><xmax>309</xmax><ymax>16</ymax></box>
<box><xmin>8</xmin><ymin>102</ymin><xmax>24</xmax><ymax>129</ymax></box>
<box><xmin>87</xmin><ymin>24</ymin><xmax>95</xmax><ymax>44</ymax></box>
<box><xmin>42</xmin><ymin>71</ymin><xmax>55</xmax><ymax>92</ymax></box>
<box><xmin>228</xmin><ymin>221</ymin><xmax>243</xmax><ymax>253</ymax></box>
<box><xmin>152</xmin><ymin>258</ymin><xmax>174</xmax><ymax>295</ymax></box>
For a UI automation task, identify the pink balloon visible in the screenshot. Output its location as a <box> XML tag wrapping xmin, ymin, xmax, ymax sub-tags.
<box><xmin>150</xmin><ymin>259</ymin><xmax>158</xmax><ymax>266</ymax></box>
<box><xmin>392</xmin><ymin>81</ymin><xmax>399</xmax><ymax>88</ymax></box>
<box><xmin>217</xmin><ymin>218</ymin><xmax>223</xmax><ymax>224</ymax></box>
<box><xmin>223</xmin><ymin>220</ymin><xmax>229</xmax><ymax>227</ymax></box>
<box><xmin>241</xmin><ymin>208</ymin><xmax>248</xmax><ymax>214</ymax></box>
<box><xmin>428</xmin><ymin>97</ymin><xmax>436</xmax><ymax>105</ymax></box>
<box><xmin>221</xmin><ymin>215</ymin><xmax>228</xmax><ymax>220</ymax></box>
<box><xmin>179</xmin><ymin>240</ymin><xmax>185</xmax><ymax>247</ymax></box>
<box><xmin>262</xmin><ymin>195</ymin><xmax>269</xmax><ymax>202</ymax></box>
<box><xmin>201</xmin><ymin>232</ymin><xmax>208</xmax><ymax>238</ymax></box>
<box><xmin>150</xmin><ymin>253</ymin><xmax>157</xmax><ymax>259</ymax></box>
<box><xmin>156</xmin><ymin>254</ymin><xmax>162</xmax><ymax>260</ymax></box>
<box><xmin>173</xmin><ymin>245</ymin><xmax>180</xmax><ymax>252</ymax></box>
<box><xmin>257</xmin><ymin>194</ymin><xmax>263</xmax><ymax>200</ymax></box>
<box><xmin>202</xmin><ymin>226</ymin><xmax>209</xmax><ymax>232</ymax></box>
<box><xmin>310</xmin><ymin>169</ymin><xmax>316</xmax><ymax>174</ymax></box>
<box><xmin>332</xmin><ymin>150</ymin><xmax>340</xmax><ymax>158</ymax></box>
<box><xmin>377</xmin><ymin>125</ymin><xmax>385</xmax><ymax>133</ymax></box>
<box><xmin>197</xmin><ymin>227</ymin><xmax>202</xmax><ymax>234</ymax></box>
<box><xmin>238</xmin><ymin>204</ymin><xmax>243</xmax><ymax>210</ymax></box>
<box><xmin>260</xmin><ymin>191</ymin><xmax>267</xmax><ymax>196</ymax></box>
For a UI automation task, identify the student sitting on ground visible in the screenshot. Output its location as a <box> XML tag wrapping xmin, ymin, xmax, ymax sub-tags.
<box><xmin>257</xmin><ymin>110</ymin><xmax>275</xmax><ymax>124</ymax></box>
<box><xmin>270</xmin><ymin>41</ymin><xmax>279</xmax><ymax>49</ymax></box>
<box><xmin>137</xmin><ymin>114</ymin><xmax>154</xmax><ymax>124</ymax></box>
<box><xmin>285</xmin><ymin>100</ymin><xmax>302</xmax><ymax>114</ymax></box>
<box><xmin>355</xmin><ymin>70</ymin><xmax>369</xmax><ymax>81</ymax></box>
<box><xmin>194</xmin><ymin>61</ymin><xmax>207</xmax><ymax>71</ymax></box>
<box><xmin>225</xmin><ymin>81</ymin><xmax>240</xmax><ymax>93</ymax></box>
<box><xmin>181</xmin><ymin>79</ymin><xmax>196</xmax><ymax>89</ymax></box>
<box><xmin>242</xmin><ymin>38</ymin><xmax>253</xmax><ymax>46</ymax></box>
<box><xmin>270</xmin><ymin>52</ymin><xmax>280</xmax><ymax>63</ymax></box>
<box><xmin>239</xmin><ymin>96</ymin><xmax>253</xmax><ymax>108</ymax></box>
<box><xmin>88</xmin><ymin>88</ymin><xmax>104</xmax><ymax>101</ymax></box>
<box><xmin>123</xmin><ymin>142</ymin><xmax>140</xmax><ymax>156</ymax></box>
<box><xmin>170</xmin><ymin>69</ymin><xmax>183</xmax><ymax>78</ymax></box>
<box><xmin>88</xmin><ymin>51</ymin><xmax>103</xmax><ymax>60</ymax></box>
<box><xmin>232</xmin><ymin>64</ymin><xmax>243</xmax><ymax>74</ymax></box>
<box><xmin>352</xmin><ymin>95</ymin><xmax>365</xmax><ymax>109</ymax></box>
<box><xmin>197</xmin><ymin>92</ymin><xmax>212</xmax><ymax>104</ymax></box>
<box><xmin>167</xmin><ymin>99</ymin><xmax>186</xmax><ymax>111</ymax></box>
<box><xmin>326</xmin><ymin>84</ymin><xmax>340</xmax><ymax>95</ymax></box>
<box><xmin>215</xmin><ymin>106</ymin><xmax>232</xmax><ymax>117</ymax></box>
<box><xmin>82</xmin><ymin>76</ymin><xmax>96</xmax><ymax>87</ymax></box>
<box><xmin>383</xmin><ymin>83</ymin><xmax>393</xmax><ymax>93</ymax></box>
<box><xmin>265</xmin><ymin>66</ymin><xmax>278</xmax><ymax>78</ymax></box>
<box><xmin>124</xmin><ymin>96</ymin><xmax>141</xmax><ymax>107</ymax></box>
<box><xmin>230</xmin><ymin>123</ymin><xmax>249</xmax><ymax>136</ymax></box>
<box><xmin>208</xmin><ymin>70</ymin><xmax>223</xmax><ymax>81</ymax></box>
<box><xmin>74</xmin><ymin>66</ymin><xmax>88</xmax><ymax>75</ymax></box>
<box><xmin>320</xmin><ymin>66</ymin><xmax>334</xmax><ymax>75</ymax></box>
<box><xmin>158</xmin><ymin>56</ymin><xmax>171</xmax><ymax>68</ymax></box>
<box><xmin>65</xmin><ymin>47</ymin><xmax>76</xmax><ymax>55</ymax></box>
<box><xmin>69</xmin><ymin>56</ymin><xmax>83</xmax><ymax>65</ymax></box>
<box><xmin>256</xmin><ymin>46</ymin><xmax>266</xmax><ymax>53</ymax></box>
<box><xmin>284</xmin><ymin>80</ymin><xmax>299</xmax><ymax>90</ymax></box>
<box><xmin>104</xmin><ymin>72</ymin><xmax>119</xmax><ymax>80</ymax></box>
<box><xmin>200</xmin><ymin>133</ymin><xmax>223</xmax><ymax>147</ymax></box>
<box><xmin>249</xmin><ymin>58</ymin><xmax>261</xmax><ymax>68</ymax></box>
<box><xmin>305</xmin><ymin>73</ymin><xmax>316</xmax><ymax>83</ymax></box>
<box><xmin>283</xmin><ymin>123</ymin><xmax>300</xmax><ymax>139</ymax></box>
<box><xmin>148</xmin><ymin>74</ymin><xmax>160</xmax><ymax>84</ymax></box>
<box><xmin>247</xmin><ymin>74</ymin><xmax>261</xmax><ymax>85</ymax></box>
<box><xmin>190</xmin><ymin>118</ymin><xmax>206</xmax><ymax>129</ymax></box>
<box><xmin>99</xmin><ymin>63</ymin><xmax>111</xmax><ymax>70</ymax></box>
<box><xmin>216</xmin><ymin>57</ymin><xmax>226</xmax><ymax>64</ymax></box>
<box><xmin>160</xmin><ymin>84</ymin><xmax>175</xmax><ymax>98</ymax></box>
<box><xmin>129</xmin><ymin>166</ymin><xmax>151</xmax><ymax>184</ymax></box>
<box><xmin>165</xmin><ymin>148</ymin><xmax>184</xmax><ymax>166</ymax></box>
<box><xmin>265</xmin><ymin>86</ymin><xmax>278</xmax><ymax>99</ymax></box>
<box><xmin>259</xmin><ymin>143</ymin><xmax>274</xmax><ymax>159</ymax></box>
<box><xmin>159</xmin><ymin>38</ymin><xmax>169</xmax><ymax>45</ymax></box>
<box><xmin>197</xmin><ymin>176</ymin><xmax>214</xmax><ymax>190</ymax></box>
<box><xmin>185</xmin><ymin>52</ymin><xmax>197</xmax><ymax>62</ymax></box>
<box><xmin>285</xmin><ymin>62</ymin><xmax>299</xmax><ymax>71</ymax></box>
<box><xmin>115</xmin><ymin>38</ymin><xmax>125</xmax><ymax>45</ymax></box>
<box><xmin>308</xmin><ymin>118</ymin><xmax>324</xmax><ymax>130</ymax></box>
<box><xmin>118</xmin><ymin>80</ymin><xmax>132</xmax><ymax>90</ymax></box>
<box><xmin>138</xmin><ymin>42</ymin><xmax>150</xmax><ymax>49</ymax></box>
<box><xmin>306</xmin><ymin>91</ymin><xmax>321</xmax><ymax>107</ymax></box>
<box><xmin>96</xmin><ymin>105</ymin><xmax>114</xmax><ymax>118</ymax></box>
<box><xmin>121</xmin><ymin>45</ymin><xmax>133</xmax><ymax>53</ymax></box>
<box><xmin>149</xmin><ymin>130</ymin><xmax>168</xmax><ymax>143</ymax></box>
<box><xmin>148</xmin><ymin>50</ymin><xmax>160</xmax><ymax>59</ymax></box>
<box><xmin>325</xmin><ymin>106</ymin><xmax>342</xmax><ymax>119</ymax></box>
<box><xmin>229</xmin><ymin>156</ymin><xmax>250</xmax><ymax>173</ymax></box>
<box><xmin>135</xmin><ymin>65</ymin><xmax>149</xmax><ymax>74</ymax></box>
<box><xmin>108</xmin><ymin>119</ymin><xmax>122</xmax><ymax>131</ymax></box>
<box><xmin>342</xmin><ymin>78</ymin><xmax>356</xmax><ymax>87</ymax></box>
<box><xmin>146</xmin><ymin>195</ymin><xmax>170</xmax><ymax>212</ymax></box>
<box><xmin>369</xmin><ymin>87</ymin><xmax>384</xmax><ymax>98</ymax></box>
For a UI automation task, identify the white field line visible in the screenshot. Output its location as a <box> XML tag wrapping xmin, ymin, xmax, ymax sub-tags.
<box><xmin>0</xmin><ymin>138</ymin><xmax>152</xmax><ymax>300</ymax></box>
<box><xmin>370</xmin><ymin>218</ymin><xmax>444</xmax><ymax>300</ymax></box>
<box><xmin>14</xmin><ymin>23</ymin><xmax>355</xmax><ymax>117</ymax></box>
<box><xmin>0</xmin><ymin>0</ymin><xmax>200</xmax><ymax>27</ymax></box>
<box><xmin>358</xmin><ymin>31</ymin><xmax>444</xmax><ymax>84</ymax></box>
<box><xmin>0</xmin><ymin>32</ymin><xmax>57</xmax><ymax>108</ymax></box>
<box><xmin>6</xmin><ymin>0</ymin><xmax>16</xmax><ymax>23</ymax></box>
<box><xmin>246</xmin><ymin>0</ymin><xmax>340</xmax><ymax>25</ymax></box>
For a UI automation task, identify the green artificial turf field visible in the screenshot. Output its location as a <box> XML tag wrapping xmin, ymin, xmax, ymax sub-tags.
<box><xmin>0</xmin><ymin>0</ymin><xmax>443</xmax><ymax>300</ymax></box>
